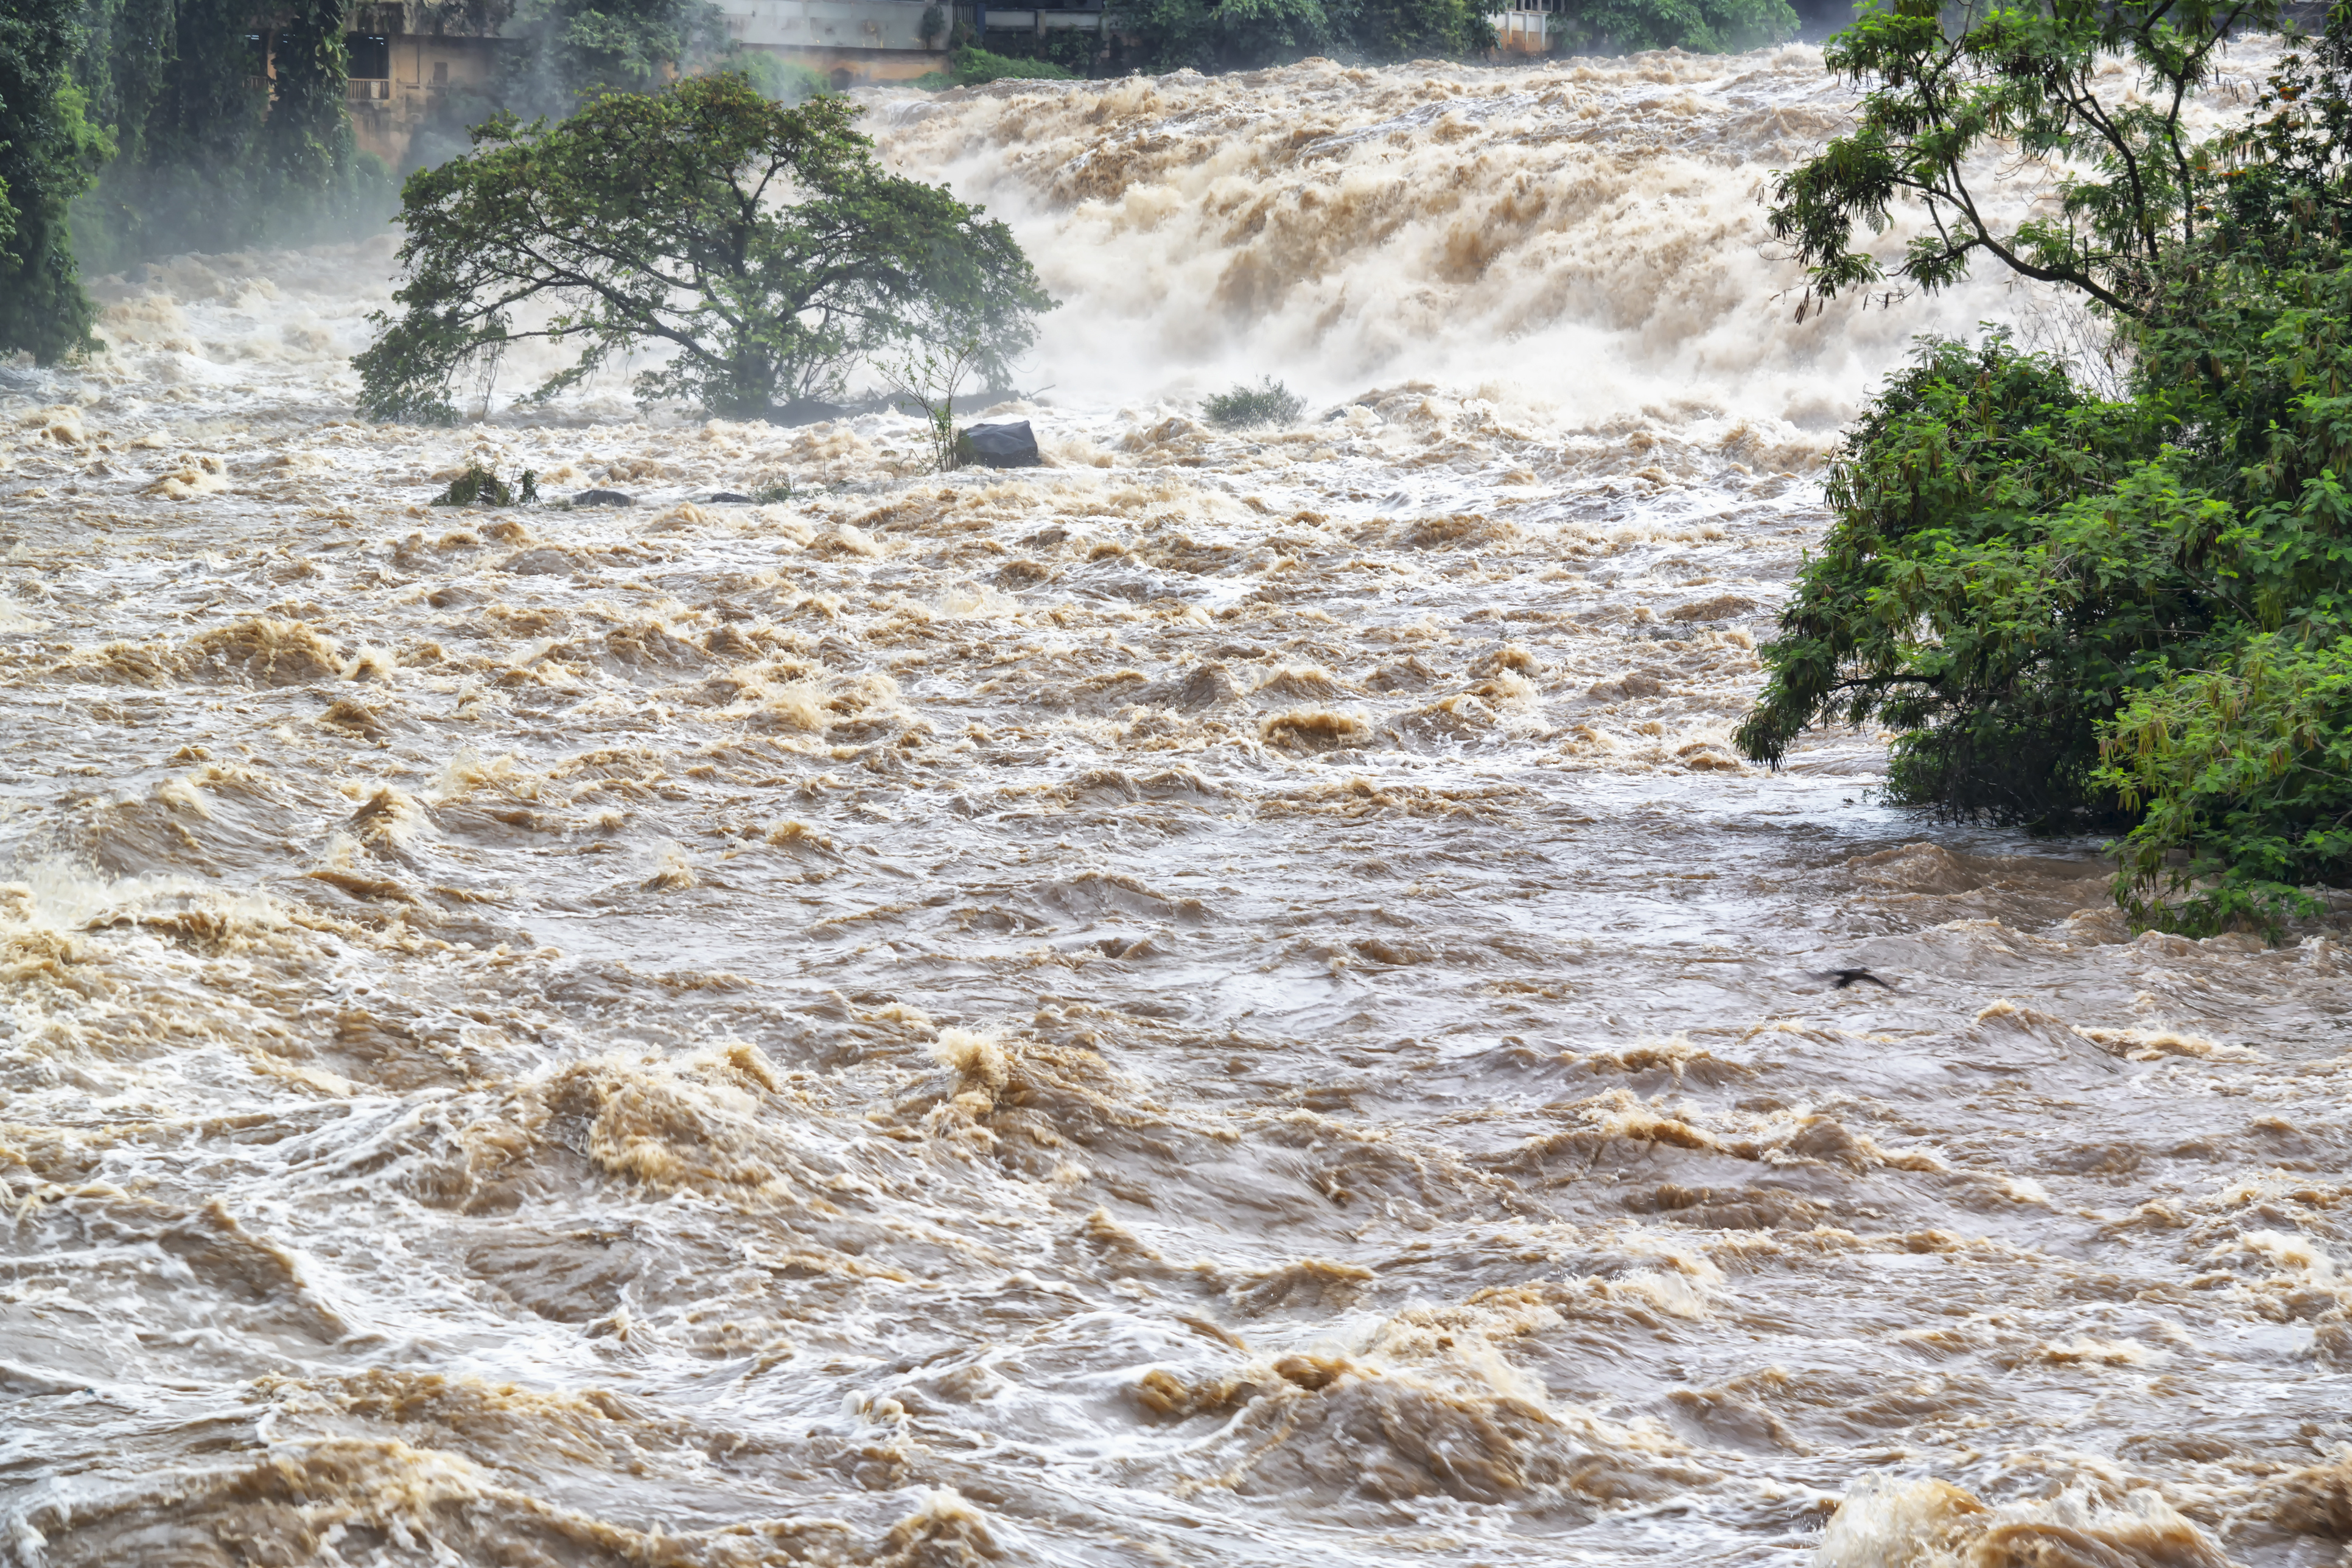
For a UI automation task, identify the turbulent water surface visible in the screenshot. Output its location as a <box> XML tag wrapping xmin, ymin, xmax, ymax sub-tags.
<box><xmin>6</xmin><ymin>44</ymin><xmax>2352</xmax><ymax>1568</ymax></box>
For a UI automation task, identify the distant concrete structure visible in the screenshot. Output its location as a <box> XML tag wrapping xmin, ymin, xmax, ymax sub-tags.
<box><xmin>718</xmin><ymin>0</ymin><xmax>1108</xmax><ymax>88</ymax></box>
<box><xmin>1489</xmin><ymin>0</ymin><xmax>1563</xmax><ymax>54</ymax></box>
<box><xmin>316</xmin><ymin>0</ymin><xmax>1111</xmax><ymax>169</ymax></box>
<box><xmin>336</xmin><ymin>2</ymin><xmax>509</xmax><ymax>169</ymax></box>
<box><xmin>720</xmin><ymin>0</ymin><xmax>953</xmax><ymax>88</ymax></box>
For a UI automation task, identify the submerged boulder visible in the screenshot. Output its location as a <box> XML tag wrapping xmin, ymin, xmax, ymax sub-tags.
<box><xmin>573</xmin><ymin>489</ymin><xmax>635</xmax><ymax>507</ymax></box>
<box><xmin>957</xmin><ymin>420</ymin><xmax>1040</xmax><ymax>469</ymax></box>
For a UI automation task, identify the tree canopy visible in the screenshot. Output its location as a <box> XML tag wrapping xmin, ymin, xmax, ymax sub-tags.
<box><xmin>0</xmin><ymin>0</ymin><xmax>109</xmax><ymax>362</ymax></box>
<box><xmin>1741</xmin><ymin>0</ymin><xmax>2352</xmax><ymax>933</ymax></box>
<box><xmin>1767</xmin><ymin>0</ymin><xmax>2278</xmax><ymax>320</ymax></box>
<box><xmin>354</xmin><ymin>72</ymin><xmax>1052</xmax><ymax>424</ymax></box>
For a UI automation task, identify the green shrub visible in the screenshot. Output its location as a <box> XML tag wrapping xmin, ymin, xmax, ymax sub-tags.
<box><xmin>915</xmin><ymin>46</ymin><xmax>1079</xmax><ymax>91</ymax></box>
<box><xmin>1203</xmin><ymin>377</ymin><xmax>1305</xmax><ymax>429</ymax></box>
<box><xmin>433</xmin><ymin>462</ymin><xmax>514</xmax><ymax>506</ymax></box>
<box><xmin>2097</xmin><ymin>634</ymin><xmax>2352</xmax><ymax>934</ymax></box>
<box><xmin>1734</xmin><ymin>333</ymin><xmax>2201</xmax><ymax>830</ymax></box>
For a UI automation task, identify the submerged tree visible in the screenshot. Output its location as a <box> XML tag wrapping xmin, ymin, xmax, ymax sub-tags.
<box><xmin>354</xmin><ymin>72</ymin><xmax>1052</xmax><ymax>423</ymax></box>
<box><xmin>1</xmin><ymin>0</ymin><xmax>109</xmax><ymax>361</ymax></box>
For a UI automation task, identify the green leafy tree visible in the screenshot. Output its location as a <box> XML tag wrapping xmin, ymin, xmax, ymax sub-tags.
<box><xmin>355</xmin><ymin>72</ymin><xmax>1052</xmax><ymax>423</ymax></box>
<box><xmin>498</xmin><ymin>0</ymin><xmax>725</xmax><ymax>111</ymax></box>
<box><xmin>1</xmin><ymin>0</ymin><xmax>110</xmax><ymax>362</ymax></box>
<box><xmin>1343</xmin><ymin>0</ymin><xmax>1500</xmax><ymax>57</ymax></box>
<box><xmin>1767</xmin><ymin>0</ymin><xmax>2278</xmax><ymax>321</ymax></box>
<box><xmin>1116</xmin><ymin>0</ymin><xmax>1334</xmax><ymax>72</ymax></box>
<box><xmin>1733</xmin><ymin>334</ymin><xmax>2213</xmax><ymax>826</ymax></box>
<box><xmin>1743</xmin><ymin>0</ymin><xmax>2352</xmax><ymax>932</ymax></box>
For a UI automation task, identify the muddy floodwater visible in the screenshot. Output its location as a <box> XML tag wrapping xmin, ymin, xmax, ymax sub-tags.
<box><xmin>5</xmin><ymin>44</ymin><xmax>2352</xmax><ymax>1568</ymax></box>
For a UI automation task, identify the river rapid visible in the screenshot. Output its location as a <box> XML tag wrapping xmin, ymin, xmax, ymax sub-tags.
<box><xmin>5</xmin><ymin>43</ymin><xmax>2351</xmax><ymax>1568</ymax></box>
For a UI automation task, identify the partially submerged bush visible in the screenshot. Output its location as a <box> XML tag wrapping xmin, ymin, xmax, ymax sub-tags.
<box><xmin>1203</xmin><ymin>377</ymin><xmax>1304</xmax><ymax>430</ymax></box>
<box><xmin>433</xmin><ymin>463</ymin><xmax>537</xmax><ymax>506</ymax></box>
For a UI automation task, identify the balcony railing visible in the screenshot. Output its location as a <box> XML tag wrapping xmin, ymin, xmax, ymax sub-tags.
<box><xmin>348</xmin><ymin>77</ymin><xmax>391</xmax><ymax>99</ymax></box>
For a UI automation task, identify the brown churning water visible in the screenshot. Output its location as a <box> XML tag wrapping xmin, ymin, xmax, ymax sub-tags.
<box><xmin>3</xmin><ymin>42</ymin><xmax>2348</xmax><ymax>1568</ymax></box>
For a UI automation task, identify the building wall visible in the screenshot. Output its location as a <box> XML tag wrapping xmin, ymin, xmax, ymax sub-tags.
<box><xmin>345</xmin><ymin>33</ymin><xmax>506</xmax><ymax>169</ymax></box>
<box><xmin>721</xmin><ymin>0</ymin><xmax>951</xmax><ymax>86</ymax></box>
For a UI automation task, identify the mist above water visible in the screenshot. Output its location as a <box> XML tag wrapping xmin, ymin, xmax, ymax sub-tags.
<box><xmin>4</xmin><ymin>42</ymin><xmax>2349</xmax><ymax>1568</ymax></box>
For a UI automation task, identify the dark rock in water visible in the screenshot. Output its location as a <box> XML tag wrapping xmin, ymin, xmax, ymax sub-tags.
<box><xmin>957</xmin><ymin>420</ymin><xmax>1040</xmax><ymax>469</ymax></box>
<box><xmin>706</xmin><ymin>492</ymin><xmax>755</xmax><ymax>505</ymax></box>
<box><xmin>773</xmin><ymin>398</ymin><xmax>845</xmax><ymax>427</ymax></box>
<box><xmin>573</xmin><ymin>489</ymin><xmax>634</xmax><ymax>507</ymax></box>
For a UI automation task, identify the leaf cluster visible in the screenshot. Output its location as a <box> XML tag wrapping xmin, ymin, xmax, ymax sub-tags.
<box><xmin>1769</xmin><ymin>0</ymin><xmax>2281</xmax><ymax>320</ymax></box>
<box><xmin>1562</xmin><ymin>0</ymin><xmax>1798</xmax><ymax>55</ymax></box>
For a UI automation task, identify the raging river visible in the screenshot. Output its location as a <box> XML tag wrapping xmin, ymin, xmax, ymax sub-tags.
<box><xmin>4</xmin><ymin>43</ymin><xmax>2351</xmax><ymax>1568</ymax></box>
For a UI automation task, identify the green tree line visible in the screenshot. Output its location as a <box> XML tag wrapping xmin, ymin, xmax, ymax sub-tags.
<box><xmin>965</xmin><ymin>0</ymin><xmax>1796</xmax><ymax>79</ymax></box>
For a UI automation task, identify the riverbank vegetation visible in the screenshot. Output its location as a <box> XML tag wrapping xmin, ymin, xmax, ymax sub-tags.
<box><xmin>354</xmin><ymin>73</ymin><xmax>1049</xmax><ymax>424</ymax></box>
<box><xmin>909</xmin><ymin>45</ymin><xmax>1077</xmax><ymax>91</ymax></box>
<box><xmin>1740</xmin><ymin>0</ymin><xmax>2352</xmax><ymax>933</ymax></box>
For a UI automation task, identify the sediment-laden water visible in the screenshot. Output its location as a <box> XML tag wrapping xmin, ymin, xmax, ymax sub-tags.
<box><xmin>4</xmin><ymin>44</ymin><xmax>2349</xmax><ymax>1568</ymax></box>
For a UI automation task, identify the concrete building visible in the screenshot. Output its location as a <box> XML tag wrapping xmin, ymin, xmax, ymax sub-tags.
<box><xmin>323</xmin><ymin>0</ymin><xmax>1108</xmax><ymax>167</ymax></box>
<box><xmin>718</xmin><ymin>0</ymin><xmax>1108</xmax><ymax>88</ymax></box>
<box><xmin>1490</xmin><ymin>0</ymin><xmax>1564</xmax><ymax>53</ymax></box>
<box><xmin>334</xmin><ymin>2</ymin><xmax>509</xmax><ymax>169</ymax></box>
